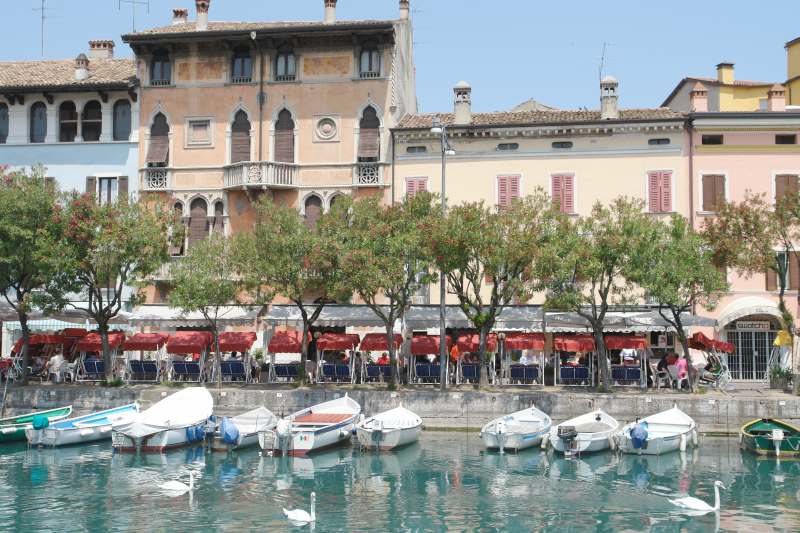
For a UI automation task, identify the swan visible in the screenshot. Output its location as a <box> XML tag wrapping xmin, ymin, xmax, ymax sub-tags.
<box><xmin>159</xmin><ymin>472</ymin><xmax>194</xmax><ymax>496</ymax></box>
<box><xmin>284</xmin><ymin>492</ymin><xmax>316</xmax><ymax>523</ymax></box>
<box><xmin>669</xmin><ymin>480</ymin><xmax>725</xmax><ymax>513</ymax></box>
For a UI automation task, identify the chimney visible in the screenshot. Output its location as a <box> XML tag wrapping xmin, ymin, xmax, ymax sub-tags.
<box><xmin>324</xmin><ymin>0</ymin><xmax>337</xmax><ymax>24</ymax></box>
<box><xmin>88</xmin><ymin>40</ymin><xmax>115</xmax><ymax>60</ymax></box>
<box><xmin>195</xmin><ymin>0</ymin><xmax>210</xmax><ymax>31</ymax></box>
<box><xmin>74</xmin><ymin>54</ymin><xmax>89</xmax><ymax>81</ymax></box>
<box><xmin>172</xmin><ymin>8</ymin><xmax>189</xmax><ymax>25</ymax></box>
<box><xmin>768</xmin><ymin>83</ymin><xmax>787</xmax><ymax>112</ymax></box>
<box><xmin>690</xmin><ymin>82</ymin><xmax>709</xmax><ymax>112</ymax></box>
<box><xmin>453</xmin><ymin>81</ymin><xmax>472</xmax><ymax>126</ymax></box>
<box><xmin>716</xmin><ymin>62</ymin><xmax>734</xmax><ymax>84</ymax></box>
<box><xmin>399</xmin><ymin>0</ymin><xmax>410</xmax><ymax>20</ymax></box>
<box><xmin>600</xmin><ymin>75</ymin><xmax>619</xmax><ymax>120</ymax></box>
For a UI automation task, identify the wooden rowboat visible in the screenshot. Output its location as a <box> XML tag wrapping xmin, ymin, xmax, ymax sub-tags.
<box><xmin>0</xmin><ymin>406</ymin><xmax>73</xmax><ymax>444</ymax></box>
<box><xmin>741</xmin><ymin>418</ymin><xmax>800</xmax><ymax>457</ymax></box>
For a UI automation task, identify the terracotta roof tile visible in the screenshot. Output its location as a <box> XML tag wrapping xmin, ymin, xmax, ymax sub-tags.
<box><xmin>124</xmin><ymin>19</ymin><xmax>392</xmax><ymax>39</ymax></box>
<box><xmin>396</xmin><ymin>108</ymin><xmax>685</xmax><ymax>129</ymax></box>
<box><xmin>688</xmin><ymin>76</ymin><xmax>774</xmax><ymax>87</ymax></box>
<box><xmin>0</xmin><ymin>59</ymin><xmax>135</xmax><ymax>91</ymax></box>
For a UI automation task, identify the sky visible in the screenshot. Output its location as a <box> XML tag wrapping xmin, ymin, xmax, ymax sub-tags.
<box><xmin>3</xmin><ymin>0</ymin><xmax>800</xmax><ymax>113</ymax></box>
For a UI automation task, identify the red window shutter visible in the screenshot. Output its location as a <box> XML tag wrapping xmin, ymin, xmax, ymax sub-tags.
<box><xmin>508</xmin><ymin>175</ymin><xmax>520</xmax><ymax>203</ymax></box>
<box><xmin>417</xmin><ymin>178</ymin><xmax>427</xmax><ymax>192</ymax></box>
<box><xmin>497</xmin><ymin>175</ymin><xmax>509</xmax><ymax>208</ymax></box>
<box><xmin>551</xmin><ymin>175</ymin><xmax>563</xmax><ymax>211</ymax></box>
<box><xmin>406</xmin><ymin>178</ymin><xmax>417</xmax><ymax>198</ymax></box>
<box><xmin>562</xmin><ymin>175</ymin><xmax>574</xmax><ymax>213</ymax></box>
<box><xmin>660</xmin><ymin>171</ymin><xmax>672</xmax><ymax>212</ymax></box>
<box><xmin>647</xmin><ymin>172</ymin><xmax>660</xmax><ymax>212</ymax></box>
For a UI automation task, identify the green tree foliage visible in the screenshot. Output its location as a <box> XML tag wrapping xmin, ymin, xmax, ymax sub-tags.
<box><xmin>628</xmin><ymin>215</ymin><xmax>728</xmax><ymax>391</ymax></box>
<box><xmin>0</xmin><ymin>167</ymin><xmax>74</xmax><ymax>384</ymax></box>
<box><xmin>322</xmin><ymin>192</ymin><xmax>438</xmax><ymax>386</ymax></box>
<box><xmin>430</xmin><ymin>190</ymin><xmax>561</xmax><ymax>386</ymax></box>
<box><xmin>234</xmin><ymin>198</ymin><xmax>348</xmax><ymax>381</ymax></box>
<box><xmin>703</xmin><ymin>192</ymin><xmax>798</xmax><ymax>335</ymax></box>
<box><xmin>541</xmin><ymin>197</ymin><xmax>658</xmax><ymax>392</ymax></box>
<box><xmin>169</xmin><ymin>234</ymin><xmax>243</xmax><ymax>388</ymax></box>
<box><xmin>64</xmin><ymin>194</ymin><xmax>169</xmax><ymax>379</ymax></box>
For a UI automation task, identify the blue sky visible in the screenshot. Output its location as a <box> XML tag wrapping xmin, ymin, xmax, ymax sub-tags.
<box><xmin>3</xmin><ymin>0</ymin><xmax>799</xmax><ymax>112</ymax></box>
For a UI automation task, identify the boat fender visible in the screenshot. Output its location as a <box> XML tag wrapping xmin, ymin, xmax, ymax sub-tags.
<box><xmin>630</xmin><ymin>422</ymin><xmax>648</xmax><ymax>450</ymax></box>
<box><xmin>540</xmin><ymin>433</ymin><xmax>550</xmax><ymax>450</ymax></box>
<box><xmin>32</xmin><ymin>415</ymin><xmax>50</xmax><ymax>430</ymax></box>
<box><xmin>692</xmin><ymin>429</ymin><xmax>698</xmax><ymax>448</ymax></box>
<box><xmin>680</xmin><ymin>433</ymin><xmax>687</xmax><ymax>452</ymax></box>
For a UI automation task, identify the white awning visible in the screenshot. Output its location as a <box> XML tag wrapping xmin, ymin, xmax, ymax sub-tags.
<box><xmin>128</xmin><ymin>305</ymin><xmax>260</xmax><ymax>328</ymax></box>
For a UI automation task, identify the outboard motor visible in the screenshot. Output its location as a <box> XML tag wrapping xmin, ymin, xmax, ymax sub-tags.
<box><xmin>496</xmin><ymin>420</ymin><xmax>507</xmax><ymax>454</ymax></box>
<box><xmin>630</xmin><ymin>421</ymin><xmax>649</xmax><ymax>451</ymax></box>
<box><xmin>558</xmin><ymin>425</ymin><xmax>579</xmax><ymax>457</ymax></box>
<box><xmin>275</xmin><ymin>419</ymin><xmax>292</xmax><ymax>455</ymax></box>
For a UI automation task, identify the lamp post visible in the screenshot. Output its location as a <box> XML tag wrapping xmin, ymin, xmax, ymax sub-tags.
<box><xmin>431</xmin><ymin>116</ymin><xmax>455</xmax><ymax>391</ymax></box>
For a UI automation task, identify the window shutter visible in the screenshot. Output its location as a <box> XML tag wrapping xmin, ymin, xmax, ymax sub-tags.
<box><xmin>497</xmin><ymin>175</ymin><xmax>509</xmax><ymax>208</ymax></box>
<box><xmin>790</xmin><ymin>252</ymin><xmax>800</xmax><ymax>290</ymax></box>
<box><xmin>416</xmin><ymin>178</ymin><xmax>427</xmax><ymax>193</ymax></box>
<box><xmin>509</xmin><ymin>175</ymin><xmax>520</xmax><ymax>203</ymax></box>
<box><xmin>551</xmin><ymin>175</ymin><xmax>563</xmax><ymax>211</ymax></box>
<box><xmin>188</xmin><ymin>201</ymin><xmax>209</xmax><ymax>248</ymax></box>
<box><xmin>714</xmin><ymin>175</ymin><xmax>725</xmax><ymax>210</ymax></box>
<box><xmin>146</xmin><ymin>135</ymin><xmax>169</xmax><ymax>164</ymax></box>
<box><xmin>85</xmin><ymin>176</ymin><xmax>96</xmax><ymax>195</ymax></box>
<box><xmin>647</xmin><ymin>172</ymin><xmax>660</xmax><ymax>212</ymax></box>
<box><xmin>358</xmin><ymin>128</ymin><xmax>380</xmax><ymax>159</ymax></box>
<box><xmin>406</xmin><ymin>178</ymin><xmax>417</xmax><ymax>198</ymax></box>
<box><xmin>776</xmin><ymin>174</ymin><xmax>798</xmax><ymax>204</ymax></box>
<box><xmin>44</xmin><ymin>176</ymin><xmax>55</xmax><ymax>190</ymax></box>
<box><xmin>703</xmin><ymin>175</ymin><xmax>724</xmax><ymax>211</ymax></box>
<box><xmin>660</xmin><ymin>172</ymin><xmax>672</xmax><ymax>212</ymax></box>
<box><xmin>231</xmin><ymin>132</ymin><xmax>251</xmax><ymax>163</ymax></box>
<box><xmin>562</xmin><ymin>175</ymin><xmax>575</xmax><ymax>213</ymax></box>
<box><xmin>118</xmin><ymin>176</ymin><xmax>128</xmax><ymax>201</ymax></box>
<box><xmin>274</xmin><ymin>130</ymin><xmax>294</xmax><ymax>163</ymax></box>
<box><xmin>766</xmin><ymin>269</ymin><xmax>778</xmax><ymax>291</ymax></box>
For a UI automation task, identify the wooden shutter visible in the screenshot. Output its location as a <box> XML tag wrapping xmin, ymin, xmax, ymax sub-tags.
<box><xmin>552</xmin><ymin>175</ymin><xmax>563</xmax><ymax>211</ymax></box>
<box><xmin>358</xmin><ymin>128</ymin><xmax>380</xmax><ymax>159</ymax></box>
<box><xmin>647</xmin><ymin>172</ymin><xmax>660</xmax><ymax>212</ymax></box>
<box><xmin>85</xmin><ymin>176</ymin><xmax>96</xmax><ymax>195</ymax></box>
<box><xmin>766</xmin><ymin>269</ymin><xmax>778</xmax><ymax>291</ymax></box>
<box><xmin>497</xmin><ymin>175</ymin><xmax>509</xmax><ymax>208</ymax></box>
<box><xmin>702</xmin><ymin>175</ymin><xmax>724</xmax><ymax>211</ymax></box>
<box><xmin>776</xmin><ymin>174</ymin><xmax>798</xmax><ymax>204</ymax></box>
<box><xmin>188</xmin><ymin>200</ymin><xmax>208</xmax><ymax>248</ymax></box>
<box><xmin>274</xmin><ymin>110</ymin><xmax>295</xmax><ymax>163</ymax></box>
<box><xmin>508</xmin><ymin>175</ymin><xmax>520</xmax><ymax>203</ymax></box>
<box><xmin>118</xmin><ymin>176</ymin><xmax>128</xmax><ymax>201</ymax></box>
<box><xmin>231</xmin><ymin>111</ymin><xmax>251</xmax><ymax>164</ymax></box>
<box><xmin>406</xmin><ymin>177</ymin><xmax>426</xmax><ymax>198</ymax></box>
<box><xmin>146</xmin><ymin>135</ymin><xmax>169</xmax><ymax>164</ymax></box>
<box><xmin>660</xmin><ymin>172</ymin><xmax>672</xmax><ymax>212</ymax></box>
<box><xmin>562</xmin><ymin>175</ymin><xmax>575</xmax><ymax>213</ymax></box>
<box><xmin>790</xmin><ymin>252</ymin><xmax>800</xmax><ymax>290</ymax></box>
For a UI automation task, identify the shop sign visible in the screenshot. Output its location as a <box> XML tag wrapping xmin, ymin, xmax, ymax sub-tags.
<box><xmin>735</xmin><ymin>321</ymin><xmax>771</xmax><ymax>331</ymax></box>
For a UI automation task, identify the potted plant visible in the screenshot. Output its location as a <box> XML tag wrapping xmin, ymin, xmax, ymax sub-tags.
<box><xmin>769</xmin><ymin>366</ymin><xmax>794</xmax><ymax>391</ymax></box>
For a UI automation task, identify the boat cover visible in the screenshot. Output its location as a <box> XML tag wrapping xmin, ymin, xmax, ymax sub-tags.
<box><xmin>113</xmin><ymin>388</ymin><xmax>213</xmax><ymax>438</ymax></box>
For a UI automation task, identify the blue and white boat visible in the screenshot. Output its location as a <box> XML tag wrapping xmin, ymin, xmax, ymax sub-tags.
<box><xmin>480</xmin><ymin>405</ymin><xmax>552</xmax><ymax>452</ymax></box>
<box><xmin>26</xmin><ymin>403</ymin><xmax>139</xmax><ymax>447</ymax></box>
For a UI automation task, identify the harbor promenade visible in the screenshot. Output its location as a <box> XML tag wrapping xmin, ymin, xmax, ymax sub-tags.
<box><xmin>2</xmin><ymin>383</ymin><xmax>797</xmax><ymax>434</ymax></box>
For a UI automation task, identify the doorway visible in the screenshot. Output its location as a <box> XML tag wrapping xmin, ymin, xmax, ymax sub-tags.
<box><xmin>724</xmin><ymin>316</ymin><xmax>779</xmax><ymax>381</ymax></box>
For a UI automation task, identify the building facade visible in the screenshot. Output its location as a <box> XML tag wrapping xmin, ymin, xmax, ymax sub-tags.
<box><xmin>0</xmin><ymin>40</ymin><xmax>139</xmax><ymax>197</ymax></box>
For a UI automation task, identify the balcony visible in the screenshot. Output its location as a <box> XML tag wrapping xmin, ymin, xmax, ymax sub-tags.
<box><xmin>141</xmin><ymin>168</ymin><xmax>171</xmax><ymax>191</ymax></box>
<box><xmin>149</xmin><ymin>256</ymin><xmax>183</xmax><ymax>281</ymax></box>
<box><xmin>223</xmin><ymin>161</ymin><xmax>298</xmax><ymax>189</ymax></box>
<box><xmin>353</xmin><ymin>162</ymin><xmax>384</xmax><ymax>186</ymax></box>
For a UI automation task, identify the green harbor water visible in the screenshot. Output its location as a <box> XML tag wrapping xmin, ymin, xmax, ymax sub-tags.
<box><xmin>0</xmin><ymin>433</ymin><xmax>798</xmax><ymax>532</ymax></box>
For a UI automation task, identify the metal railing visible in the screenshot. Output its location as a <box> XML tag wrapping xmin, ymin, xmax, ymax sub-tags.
<box><xmin>223</xmin><ymin>161</ymin><xmax>298</xmax><ymax>188</ymax></box>
<box><xmin>354</xmin><ymin>163</ymin><xmax>382</xmax><ymax>185</ymax></box>
<box><xmin>275</xmin><ymin>74</ymin><xmax>296</xmax><ymax>82</ymax></box>
<box><xmin>231</xmin><ymin>76</ymin><xmax>252</xmax><ymax>84</ymax></box>
<box><xmin>359</xmin><ymin>70</ymin><xmax>381</xmax><ymax>79</ymax></box>
<box><xmin>150</xmin><ymin>79</ymin><xmax>171</xmax><ymax>87</ymax></box>
<box><xmin>141</xmin><ymin>168</ymin><xmax>170</xmax><ymax>190</ymax></box>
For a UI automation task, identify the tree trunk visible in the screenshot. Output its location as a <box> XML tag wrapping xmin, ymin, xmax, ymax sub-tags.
<box><xmin>386</xmin><ymin>326</ymin><xmax>398</xmax><ymax>388</ymax></box>
<box><xmin>300</xmin><ymin>321</ymin><xmax>310</xmax><ymax>385</ymax></box>
<box><xmin>19</xmin><ymin>313</ymin><xmax>31</xmax><ymax>385</ymax></box>
<box><xmin>213</xmin><ymin>328</ymin><xmax>222</xmax><ymax>389</ymax></box>
<box><xmin>478</xmin><ymin>326</ymin><xmax>490</xmax><ymax>388</ymax></box>
<box><xmin>99</xmin><ymin>323</ymin><xmax>113</xmax><ymax>381</ymax></box>
<box><xmin>671</xmin><ymin>311</ymin><xmax>696</xmax><ymax>392</ymax></box>
<box><xmin>593</xmin><ymin>328</ymin><xmax>610</xmax><ymax>392</ymax></box>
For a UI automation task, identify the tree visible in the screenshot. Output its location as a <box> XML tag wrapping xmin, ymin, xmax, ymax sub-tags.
<box><xmin>0</xmin><ymin>167</ymin><xmax>74</xmax><ymax>384</ymax></box>
<box><xmin>628</xmin><ymin>215</ymin><xmax>728</xmax><ymax>391</ymax></box>
<box><xmin>322</xmin><ymin>192</ymin><xmax>438</xmax><ymax>387</ymax></box>
<box><xmin>234</xmin><ymin>198</ymin><xmax>348</xmax><ymax>382</ymax></box>
<box><xmin>169</xmin><ymin>234</ymin><xmax>244</xmax><ymax>388</ymax></box>
<box><xmin>703</xmin><ymin>192</ymin><xmax>798</xmax><ymax>336</ymax></box>
<box><xmin>541</xmin><ymin>197</ymin><xmax>658</xmax><ymax>392</ymax></box>
<box><xmin>430</xmin><ymin>190</ymin><xmax>561</xmax><ymax>386</ymax></box>
<box><xmin>64</xmin><ymin>194</ymin><xmax>169</xmax><ymax>380</ymax></box>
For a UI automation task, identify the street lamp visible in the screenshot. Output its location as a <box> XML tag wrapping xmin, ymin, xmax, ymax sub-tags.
<box><xmin>431</xmin><ymin>116</ymin><xmax>455</xmax><ymax>391</ymax></box>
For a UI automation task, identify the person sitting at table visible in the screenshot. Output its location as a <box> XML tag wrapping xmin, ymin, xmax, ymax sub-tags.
<box><xmin>46</xmin><ymin>352</ymin><xmax>66</xmax><ymax>382</ymax></box>
<box><xmin>564</xmin><ymin>351</ymin><xmax>582</xmax><ymax>367</ymax></box>
<box><xmin>450</xmin><ymin>344</ymin><xmax>461</xmax><ymax>364</ymax></box>
<box><xmin>699</xmin><ymin>354</ymin><xmax>721</xmax><ymax>383</ymax></box>
<box><xmin>519</xmin><ymin>351</ymin><xmax>536</xmax><ymax>366</ymax></box>
<box><xmin>621</xmin><ymin>348</ymin><xmax>638</xmax><ymax>366</ymax></box>
<box><xmin>675</xmin><ymin>353</ymin><xmax>689</xmax><ymax>385</ymax></box>
<box><xmin>657</xmin><ymin>352</ymin><xmax>675</xmax><ymax>372</ymax></box>
<box><xmin>376</xmin><ymin>352</ymin><xmax>390</xmax><ymax>365</ymax></box>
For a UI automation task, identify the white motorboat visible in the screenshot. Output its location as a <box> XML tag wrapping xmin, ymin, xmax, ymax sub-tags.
<box><xmin>615</xmin><ymin>405</ymin><xmax>698</xmax><ymax>456</ymax></box>
<box><xmin>550</xmin><ymin>409</ymin><xmax>620</xmax><ymax>456</ymax></box>
<box><xmin>355</xmin><ymin>405</ymin><xmax>422</xmax><ymax>451</ymax></box>
<box><xmin>210</xmin><ymin>406</ymin><xmax>278</xmax><ymax>452</ymax></box>
<box><xmin>111</xmin><ymin>388</ymin><xmax>213</xmax><ymax>453</ymax></box>
<box><xmin>259</xmin><ymin>394</ymin><xmax>361</xmax><ymax>457</ymax></box>
<box><xmin>480</xmin><ymin>405</ymin><xmax>552</xmax><ymax>452</ymax></box>
<box><xmin>26</xmin><ymin>403</ymin><xmax>139</xmax><ymax>447</ymax></box>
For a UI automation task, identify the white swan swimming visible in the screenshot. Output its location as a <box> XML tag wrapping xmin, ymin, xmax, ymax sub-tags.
<box><xmin>670</xmin><ymin>480</ymin><xmax>725</xmax><ymax>513</ymax></box>
<box><xmin>159</xmin><ymin>472</ymin><xmax>194</xmax><ymax>496</ymax></box>
<box><xmin>284</xmin><ymin>492</ymin><xmax>316</xmax><ymax>523</ymax></box>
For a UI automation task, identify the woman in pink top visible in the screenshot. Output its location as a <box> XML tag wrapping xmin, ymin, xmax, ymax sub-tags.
<box><xmin>676</xmin><ymin>353</ymin><xmax>688</xmax><ymax>380</ymax></box>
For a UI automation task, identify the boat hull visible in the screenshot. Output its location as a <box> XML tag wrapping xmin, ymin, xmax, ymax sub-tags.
<box><xmin>617</xmin><ymin>430</ymin><xmax>693</xmax><ymax>455</ymax></box>
<box><xmin>0</xmin><ymin>406</ymin><xmax>73</xmax><ymax>443</ymax></box>
<box><xmin>112</xmin><ymin>425</ymin><xmax>207</xmax><ymax>453</ymax></box>
<box><xmin>551</xmin><ymin>433</ymin><xmax>613</xmax><ymax>454</ymax></box>
<box><xmin>356</xmin><ymin>424</ymin><xmax>421</xmax><ymax>451</ymax></box>
<box><xmin>278</xmin><ymin>417</ymin><xmax>357</xmax><ymax>457</ymax></box>
<box><xmin>481</xmin><ymin>428</ymin><xmax>548</xmax><ymax>451</ymax></box>
<box><xmin>27</xmin><ymin>424</ymin><xmax>115</xmax><ymax>447</ymax></box>
<box><xmin>550</xmin><ymin>411</ymin><xmax>619</xmax><ymax>456</ymax></box>
<box><xmin>740</xmin><ymin>419</ymin><xmax>800</xmax><ymax>457</ymax></box>
<box><xmin>209</xmin><ymin>431</ymin><xmax>260</xmax><ymax>452</ymax></box>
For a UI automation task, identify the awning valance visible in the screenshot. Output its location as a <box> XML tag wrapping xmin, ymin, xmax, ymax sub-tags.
<box><xmin>605</xmin><ymin>335</ymin><xmax>648</xmax><ymax>350</ymax></box>
<box><xmin>457</xmin><ymin>333</ymin><xmax>497</xmax><ymax>353</ymax></box>
<box><xmin>360</xmin><ymin>333</ymin><xmax>402</xmax><ymax>351</ymax></box>
<box><xmin>411</xmin><ymin>334</ymin><xmax>450</xmax><ymax>355</ymax></box>
<box><xmin>167</xmin><ymin>331</ymin><xmax>212</xmax><ymax>354</ymax></box>
<box><xmin>76</xmin><ymin>332</ymin><xmax>126</xmax><ymax>352</ymax></box>
<box><xmin>502</xmin><ymin>332</ymin><xmax>545</xmax><ymax>350</ymax></box>
<box><xmin>316</xmin><ymin>333</ymin><xmax>360</xmax><ymax>351</ymax></box>
<box><xmin>218</xmin><ymin>332</ymin><xmax>257</xmax><ymax>353</ymax></box>
<box><xmin>12</xmin><ymin>334</ymin><xmax>66</xmax><ymax>354</ymax></box>
<box><xmin>554</xmin><ymin>335</ymin><xmax>596</xmax><ymax>352</ymax></box>
<box><xmin>123</xmin><ymin>333</ymin><xmax>169</xmax><ymax>351</ymax></box>
<box><xmin>267</xmin><ymin>331</ymin><xmax>309</xmax><ymax>354</ymax></box>
<box><xmin>129</xmin><ymin>305</ymin><xmax>259</xmax><ymax>327</ymax></box>
<box><xmin>689</xmin><ymin>332</ymin><xmax>735</xmax><ymax>354</ymax></box>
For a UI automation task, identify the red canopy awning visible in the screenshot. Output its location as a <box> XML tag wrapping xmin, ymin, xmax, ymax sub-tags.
<box><xmin>411</xmin><ymin>334</ymin><xmax>451</xmax><ymax>356</ymax></box>
<box><xmin>123</xmin><ymin>333</ymin><xmax>169</xmax><ymax>352</ymax></box>
<box><xmin>316</xmin><ymin>333</ymin><xmax>360</xmax><ymax>351</ymax></box>
<box><xmin>554</xmin><ymin>335</ymin><xmax>596</xmax><ymax>352</ymax></box>
<box><xmin>62</xmin><ymin>328</ymin><xmax>88</xmax><ymax>338</ymax></box>
<box><xmin>360</xmin><ymin>333</ymin><xmax>403</xmax><ymax>351</ymax></box>
<box><xmin>502</xmin><ymin>332</ymin><xmax>545</xmax><ymax>351</ymax></box>
<box><xmin>267</xmin><ymin>331</ymin><xmax>310</xmax><ymax>354</ymax></box>
<box><xmin>218</xmin><ymin>331</ymin><xmax>257</xmax><ymax>353</ymax></box>
<box><xmin>76</xmin><ymin>332</ymin><xmax>126</xmax><ymax>352</ymax></box>
<box><xmin>689</xmin><ymin>332</ymin><xmax>734</xmax><ymax>354</ymax></box>
<box><xmin>457</xmin><ymin>333</ymin><xmax>498</xmax><ymax>353</ymax></box>
<box><xmin>12</xmin><ymin>334</ymin><xmax>66</xmax><ymax>354</ymax></box>
<box><xmin>605</xmin><ymin>335</ymin><xmax>648</xmax><ymax>350</ymax></box>
<box><xmin>166</xmin><ymin>331</ymin><xmax>213</xmax><ymax>355</ymax></box>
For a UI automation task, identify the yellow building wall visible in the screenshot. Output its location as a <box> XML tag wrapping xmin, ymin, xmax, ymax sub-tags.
<box><xmin>717</xmin><ymin>85</ymin><xmax>770</xmax><ymax>111</ymax></box>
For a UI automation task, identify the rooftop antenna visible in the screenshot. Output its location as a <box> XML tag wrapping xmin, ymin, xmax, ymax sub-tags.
<box><xmin>119</xmin><ymin>0</ymin><xmax>150</xmax><ymax>32</ymax></box>
<box><xmin>32</xmin><ymin>0</ymin><xmax>56</xmax><ymax>57</ymax></box>
<box><xmin>598</xmin><ymin>41</ymin><xmax>609</xmax><ymax>82</ymax></box>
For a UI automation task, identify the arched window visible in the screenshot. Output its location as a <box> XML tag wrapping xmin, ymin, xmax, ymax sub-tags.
<box><xmin>230</xmin><ymin>110</ymin><xmax>251</xmax><ymax>164</ymax></box>
<box><xmin>151</xmin><ymin>49</ymin><xmax>171</xmax><ymax>86</ymax></box>
<box><xmin>358</xmin><ymin>106</ymin><xmax>380</xmax><ymax>161</ymax></box>
<box><xmin>169</xmin><ymin>202</ymin><xmax>184</xmax><ymax>256</ymax></box>
<box><xmin>304</xmin><ymin>195</ymin><xmax>322</xmax><ymax>229</ymax></box>
<box><xmin>275</xmin><ymin>50</ymin><xmax>296</xmax><ymax>82</ymax></box>
<box><xmin>58</xmin><ymin>101</ymin><xmax>78</xmax><ymax>142</ymax></box>
<box><xmin>188</xmin><ymin>198</ymin><xmax>208</xmax><ymax>248</ymax></box>
<box><xmin>274</xmin><ymin>109</ymin><xmax>295</xmax><ymax>163</ymax></box>
<box><xmin>359</xmin><ymin>46</ymin><xmax>380</xmax><ymax>78</ymax></box>
<box><xmin>82</xmin><ymin>100</ymin><xmax>102</xmax><ymax>142</ymax></box>
<box><xmin>329</xmin><ymin>194</ymin><xmax>342</xmax><ymax>210</ymax></box>
<box><xmin>113</xmin><ymin>100</ymin><xmax>131</xmax><ymax>141</ymax></box>
<box><xmin>0</xmin><ymin>103</ymin><xmax>7</xmax><ymax>144</ymax></box>
<box><xmin>231</xmin><ymin>47</ymin><xmax>252</xmax><ymax>83</ymax></box>
<box><xmin>146</xmin><ymin>112</ymin><xmax>170</xmax><ymax>166</ymax></box>
<box><xmin>29</xmin><ymin>102</ymin><xmax>47</xmax><ymax>143</ymax></box>
<box><xmin>213</xmin><ymin>201</ymin><xmax>224</xmax><ymax>234</ymax></box>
